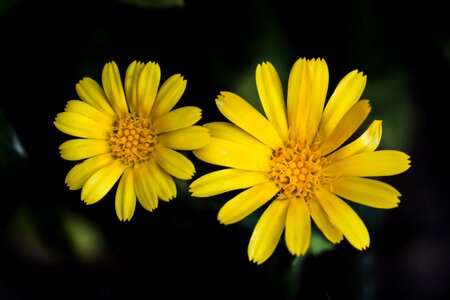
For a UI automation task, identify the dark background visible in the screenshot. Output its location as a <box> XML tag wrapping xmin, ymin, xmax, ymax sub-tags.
<box><xmin>0</xmin><ymin>0</ymin><xmax>449</xmax><ymax>299</ymax></box>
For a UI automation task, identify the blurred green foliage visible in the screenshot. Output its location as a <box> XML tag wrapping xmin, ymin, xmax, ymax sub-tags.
<box><xmin>114</xmin><ymin>0</ymin><xmax>184</xmax><ymax>8</ymax></box>
<box><xmin>0</xmin><ymin>0</ymin><xmax>23</xmax><ymax>14</ymax></box>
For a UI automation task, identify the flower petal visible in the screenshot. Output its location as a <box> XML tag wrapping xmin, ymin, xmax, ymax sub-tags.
<box><xmin>81</xmin><ymin>159</ymin><xmax>127</xmax><ymax>205</ymax></box>
<box><xmin>328</xmin><ymin>120</ymin><xmax>382</xmax><ymax>161</ymax></box>
<box><xmin>137</xmin><ymin>61</ymin><xmax>161</xmax><ymax>118</ymax></box>
<box><xmin>59</xmin><ymin>139</ymin><xmax>110</xmax><ymax>161</ymax></box>
<box><xmin>287</xmin><ymin>57</ymin><xmax>306</xmax><ymax>137</ymax></box>
<box><xmin>64</xmin><ymin>100</ymin><xmax>115</xmax><ymax>126</ymax></box>
<box><xmin>256</xmin><ymin>62</ymin><xmax>288</xmax><ymax>138</ymax></box>
<box><xmin>308</xmin><ymin>199</ymin><xmax>343</xmax><ymax>244</ymax></box>
<box><xmin>124</xmin><ymin>60</ymin><xmax>145</xmax><ymax>114</ymax></box>
<box><xmin>215</xmin><ymin>91</ymin><xmax>283</xmax><ymax>150</ymax></box>
<box><xmin>318</xmin><ymin>70</ymin><xmax>367</xmax><ymax>139</ymax></box>
<box><xmin>189</xmin><ymin>169</ymin><xmax>268</xmax><ymax>197</ymax></box>
<box><xmin>325</xmin><ymin>150</ymin><xmax>411</xmax><ymax>177</ymax></box>
<box><xmin>159</xmin><ymin>125</ymin><xmax>210</xmax><ymax>150</ymax></box>
<box><xmin>54</xmin><ymin>111</ymin><xmax>110</xmax><ymax>139</ymax></box>
<box><xmin>248</xmin><ymin>198</ymin><xmax>289</xmax><ymax>265</ymax></box>
<box><xmin>76</xmin><ymin>77</ymin><xmax>116</xmax><ymax>118</ymax></box>
<box><xmin>330</xmin><ymin>176</ymin><xmax>401</xmax><ymax>208</ymax></box>
<box><xmin>153</xmin><ymin>146</ymin><xmax>195</xmax><ymax>180</ymax></box>
<box><xmin>285</xmin><ymin>198</ymin><xmax>311</xmax><ymax>256</ymax></box>
<box><xmin>319</xmin><ymin>100</ymin><xmax>371</xmax><ymax>155</ymax></box>
<box><xmin>115</xmin><ymin>168</ymin><xmax>136</xmax><ymax>221</ymax></box>
<box><xmin>218</xmin><ymin>182</ymin><xmax>278</xmax><ymax>225</ymax></box>
<box><xmin>287</xmin><ymin>58</ymin><xmax>329</xmax><ymax>143</ymax></box>
<box><xmin>133</xmin><ymin>162</ymin><xmax>158</xmax><ymax>211</ymax></box>
<box><xmin>147</xmin><ymin>159</ymin><xmax>177</xmax><ymax>201</ymax></box>
<box><xmin>65</xmin><ymin>153</ymin><xmax>115</xmax><ymax>190</ymax></box>
<box><xmin>193</xmin><ymin>137</ymin><xmax>271</xmax><ymax>171</ymax></box>
<box><xmin>153</xmin><ymin>106</ymin><xmax>202</xmax><ymax>134</ymax></box>
<box><xmin>102</xmin><ymin>61</ymin><xmax>128</xmax><ymax>117</ymax></box>
<box><xmin>203</xmin><ymin>122</ymin><xmax>272</xmax><ymax>157</ymax></box>
<box><xmin>317</xmin><ymin>188</ymin><xmax>370</xmax><ymax>250</ymax></box>
<box><xmin>152</xmin><ymin>74</ymin><xmax>187</xmax><ymax>118</ymax></box>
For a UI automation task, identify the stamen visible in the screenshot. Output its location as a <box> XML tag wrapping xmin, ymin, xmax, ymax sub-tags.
<box><xmin>268</xmin><ymin>140</ymin><xmax>329</xmax><ymax>201</ymax></box>
<box><xmin>110</xmin><ymin>113</ymin><xmax>158</xmax><ymax>166</ymax></box>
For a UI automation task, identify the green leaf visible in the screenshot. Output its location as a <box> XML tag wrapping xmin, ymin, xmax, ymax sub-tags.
<box><xmin>283</xmin><ymin>256</ymin><xmax>305</xmax><ymax>298</ymax></box>
<box><xmin>61</xmin><ymin>210</ymin><xmax>107</xmax><ymax>264</ymax></box>
<box><xmin>7</xmin><ymin>207</ymin><xmax>62</xmax><ymax>263</ymax></box>
<box><xmin>362</xmin><ymin>69</ymin><xmax>417</xmax><ymax>151</ymax></box>
<box><xmin>114</xmin><ymin>0</ymin><xmax>184</xmax><ymax>8</ymax></box>
<box><xmin>309</xmin><ymin>229</ymin><xmax>335</xmax><ymax>255</ymax></box>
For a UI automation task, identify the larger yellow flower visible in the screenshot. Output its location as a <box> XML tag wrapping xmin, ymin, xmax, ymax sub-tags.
<box><xmin>55</xmin><ymin>61</ymin><xmax>209</xmax><ymax>221</ymax></box>
<box><xmin>189</xmin><ymin>57</ymin><xmax>411</xmax><ymax>264</ymax></box>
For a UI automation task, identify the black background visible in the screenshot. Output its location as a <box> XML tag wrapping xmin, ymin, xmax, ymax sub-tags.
<box><xmin>0</xmin><ymin>0</ymin><xmax>449</xmax><ymax>299</ymax></box>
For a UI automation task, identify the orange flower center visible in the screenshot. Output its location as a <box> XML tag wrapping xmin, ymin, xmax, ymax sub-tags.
<box><xmin>268</xmin><ymin>140</ymin><xmax>329</xmax><ymax>201</ymax></box>
<box><xmin>110</xmin><ymin>113</ymin><xmax>158</xmax><ymax>166</ymax></box>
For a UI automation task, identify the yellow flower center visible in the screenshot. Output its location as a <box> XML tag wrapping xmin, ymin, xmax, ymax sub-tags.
<box><xmin>110</xmin><ymin>113</ymin><xmax>158</xmax><ymax>166</ymax></box>
<box><xmin>268</xmin><ymin>140</ymin><xmax>329</xmax><ymax>201</ymax></box>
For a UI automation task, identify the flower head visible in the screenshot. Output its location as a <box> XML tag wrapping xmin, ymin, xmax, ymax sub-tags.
<box><xmin>55</xmin><ymin>61</ymin><xmax>209</xmax><ymax>221</ymax></box>
<box><xmin>189</xmin><ymin>57</ymin><xmax>411</xmax><ymax>264</ymax></box>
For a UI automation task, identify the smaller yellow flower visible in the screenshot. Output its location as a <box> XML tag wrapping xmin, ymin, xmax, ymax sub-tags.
<box><xmin>189</xmin><ymin>57</ymin><xmax>411</xmax><ymax>264</ymax></box>
<box><xmin>55</xmin><ymin>61</ymin><xmax>209</xmax><ymax>221</ymax></box>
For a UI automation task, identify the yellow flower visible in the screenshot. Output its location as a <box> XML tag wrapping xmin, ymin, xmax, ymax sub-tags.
<box><xmin>55</xmin><ymin>61</ymin><xmax>209</xmax><ymax>221</ymax></box>
<box><xmin>189</xmin><ymin>57</ymin><xmax>411</xmax><ymax>264</ymax></box>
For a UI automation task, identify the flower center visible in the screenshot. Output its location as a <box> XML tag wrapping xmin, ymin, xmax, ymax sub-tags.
<box><xmin>110</xmin><ymin>113</ymin><xmax>158</xmax><ymax>166</ymax></box>
<box><xmin>268</xmin><ymin>140</ymin><xmax>329</xmax><ymax>201</ymax></box>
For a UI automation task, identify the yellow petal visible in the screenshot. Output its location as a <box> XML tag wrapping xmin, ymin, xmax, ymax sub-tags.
<box><xmin>328</xmin><ymin>120</ymin><xmax>382</xmax><ymax>161</ymax></box>
<box><xmin>133</xmin><ymin>162</ymin><xmax>158</xmax><ymax>211</ymax></box>
<box><xmin>64</xmin><ymin>100</ymin><xmax>115</xmax><ymax>126</ymax></box>
<box><xmin>325</xmin><ymin>150</ymin><xmax>411</xmax><ymax>177</ymax></box>
<box><xmin>215</xmin><ymin>92</ymin><xmax>283</xmax><ymax>150</ymax></box>
<box><xmin>76</xmin><ymin>77</ymin><xmax>116</xmax><ymax>118</ymax></box>
<box><xmin>287</xmin><ymin>58</ymin><xmax>329</xmax><ymax>143</ymax></box>
<box><xmin>137</xmin><ymin>61</ymin><xmax>160</xmax><ymax>118</ymax></box>
<box><xmin>153</xmin><ymin>146</ymin><xmax>195</xmax><ymax>180</ymax></box>
<box><xmin>59</xmin><ymin>139</ymin><xmax>110</xmax><ymax>161</ymax></box>
<box><xmin>54</xmin><ymin>111</ymin><xmax>110</xmax><ymax>139</ymax></box>
<box><xmin>308</xmin><ymin>199</ymin><xmax>343</xmax><ymax>244</ymax></box>
<box><xmin>287</xmin><ymin>57</ymin><xmax>306</xmax><ymax>138</ymax></box>
<box><xmin>159</xmin><ymin>125</ymin><xmax>210</xmax><ymax>150</ymax></box>
<box><xmin>330</xmin><ymin>176</ymin><xmax>401</xmax><ymax>208</ymax></box>
<box><xmin>248</xmin><ymin>198</ymin><xmax>289</xmax><ymax>265</ymax></box>
<box><xmin>319</xmin><ymin>100</ymin><xmax>371</xmax><ymax>155</ymax></box>
<box><xmin>318</xmin><ymin>70</ymin><xmax>367</xmax><ymax>139</ymax></box>
<box><xmin>256</xmin><ymin>62</ymin><xmax>288</xmax><ymax>138</ymax></box>
<box><xmin>285</xmin><ymin>198</ymin><xmax>311</xmax><ymax>256</ymax></box>
<box><xmin>152</xmin><ymin>74</ymin><xmax>187</xmax><ymax>118</ymax></box>
<box><xmin>81</xmin><ymin>159</ymin><xmax>127</xmax><ymax>204</ymax></box>
<box><xmin>153</xmin><ymin>106</ymin><xmax>202</xmax><ymax>134</ymax></box>
<box><xmin>65</xmin><ymin>153</ymin><xmax>115</xmax><ymax>190</ymax></box>
<box><xmin>189</xmin><ymin>169</ymin><xmax>268</xmax><ymax>197</ymax></box>
<box><xmin>218</xmin><ymin>182</ymin><xmax>278</xmax><ymax>225</ymax></box>
<box><xmin>203</xmin><ymin>122</ymin><xmax>272</xmax><ymax>158</ymax></box>
<box><xmin>102</xmin><ymin>61</ymin><xmax>128</xmax><ymax>117</ymax></box>
<box><xmin>147</xmin><ymin>159</ymin><xmax>177</xmax><ymax>201</ymax></box>
<box><xmin>124</xmin><ymin>60</ymin><xmax>145</xmax><ymax>114</ymax></box>
<box><xmin>193</xmin><ymin>137</ymin><xmax>271</xmax><ymax>172</ymax></box>
<box><xmin>115</xmin><ymin>168</ymin><xmax>136</xmax><ymax>221</ymax></box>
<box><xmin>317</xmin><ymin>188</ymin><xmax>370</xmax><ymax>250</ymax></box>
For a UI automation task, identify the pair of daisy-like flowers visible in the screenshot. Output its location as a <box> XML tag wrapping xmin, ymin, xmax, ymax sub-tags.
<box><xmin>54</xmin><ymin>58</ymin><xmax>411</xmax><ymax>265</ymax></box>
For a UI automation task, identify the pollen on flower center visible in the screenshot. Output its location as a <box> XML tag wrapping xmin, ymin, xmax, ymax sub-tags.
<box><xmin>110</xmin><ymin>113</ymin><xmax>158</xmax><ymax>166</ymax></box>
<box><xmin>268</xmin><ymin>140</ymin><xmax>329</xmax><ymax>201</ymax></box>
